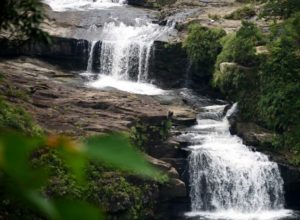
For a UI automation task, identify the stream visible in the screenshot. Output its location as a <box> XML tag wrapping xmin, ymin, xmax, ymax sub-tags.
<box><xmin>43</xmin><ymin>1</ymin><xmax>299</xmax><ymax>219</ymax></box>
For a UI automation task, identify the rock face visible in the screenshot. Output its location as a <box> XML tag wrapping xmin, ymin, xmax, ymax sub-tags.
<box><xmin>127</xmin><ymin>0</ymin><xmax>176</xmax><ymax>8</ymax></box>
<box><xmin>0</xmin><ymin>57</ymin><xmax>193</xmax><ymax>218</ymax></box>
<box><xmin>0</xmin><ymin>37</ymin><xmax>89</xmax><ymax>71</ymax></box>
<box><xmin>149</xmin><ymin>41</ymin><xmax>188</xmax><ymax>89</ymax></box>
<box><xmin>278</xmin><ymin>165</ymin><xmax>300</xmax><ymax>210</ymax></box>
<box><xmin>0</xmin><ymin>58</ymin><xmax>168</xmax><ymax>136</ymax></box>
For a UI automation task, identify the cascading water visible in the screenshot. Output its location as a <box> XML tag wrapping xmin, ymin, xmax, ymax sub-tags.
<box><xmin>184</xmin><ymin>103</ymin><xmax>293</xmax><ymax>220</ymax></box>
<box><xmin>85</xmin><ymin>19</ymin><xmax>174</xmax><ymax>95</ymax></box>
<box><xmin>97</xmin><ymin>20</ymin><xmax>173</xmax><ymax>81</ymax></box>
<box><xmin>43</xmin><ymin>0</ymin><xmax>126</xmax><ymax>11</ymax></box>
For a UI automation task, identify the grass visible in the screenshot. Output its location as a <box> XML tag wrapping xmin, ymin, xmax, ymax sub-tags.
<box><xmin>0</xmin><ymin>98</ymin><xmax>43</xmax><ymax>136</ymax></box>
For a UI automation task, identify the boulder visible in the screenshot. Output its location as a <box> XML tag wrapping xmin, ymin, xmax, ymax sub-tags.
<box><xmin>146</xmin><ymin>155</ymin><xmax>180</xmax><ymax>179</ymax></box>
<box><xmin>232</xmin><ymin>122</ymin><xmax>275</xmax><ymax>148</ymax></box>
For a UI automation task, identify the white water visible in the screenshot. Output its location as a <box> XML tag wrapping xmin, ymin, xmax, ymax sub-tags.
<box><xmin>43</xmin><ymin>0</ymin><xmax>126</xmax><ymax>11</ymax></box>
<box><xmin>83</xmin><ymin>20</ymin><xmax>174</xmax><ymax>95</ymax></box>
<box><xmin>185</xmin><ymin>104</ymin><xmax>293</xmax><ymax>220</ymax></box>
<box><xmin>87</xmin><ymin>75</ymin><xmax>164</xmax><ymax>95</ymax></box>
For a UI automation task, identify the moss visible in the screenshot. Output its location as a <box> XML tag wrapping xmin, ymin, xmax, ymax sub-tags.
<box><xmin>130</xmin><ymin>119</ymin><xmax>172</xmax><ymax>151</ymax></box>
<box><xmin>0</xmin><ymin>98</ymin><xmax>43</xmax><ymax>136</ymax></box>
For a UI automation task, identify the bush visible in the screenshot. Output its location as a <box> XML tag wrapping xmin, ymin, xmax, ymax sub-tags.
<box><xmin>260</xmin><ymin>0</ymin><xmax>300</xmax><ymax>19</ymax></box>
<box><xmin>214</xmin><ymin>21</ymin><xmax>264</xmax><ymax>69</ymax></box>
<box><xmin>184</xmin><ymin>24</ymin><xmax>226</xmax><ymax>78</ymax></box>
<box><xmin>224</xmin><ymin>6</ymin><xmax>256</xmax><ymax>20</ymax></box>
<box><xmin>258</xmin><ymin>13</ymin><xmax>300</xmax><ymax>150</ymax></box>
<box><xmin>213</xmin><ymin>21</ymin><xmax>265</xmax><ymax>120</ymax></box>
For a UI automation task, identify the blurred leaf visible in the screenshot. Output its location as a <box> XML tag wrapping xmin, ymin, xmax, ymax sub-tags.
<box><xmin>47</xmin><ymin>136</ymin><xmax>87</xmax><ymax>183</ymax></box>
<box><xmin>25</xmin><ymin>190</ymin><xmax>58</xmax><ymax>219</ymax></box>
<box><xmin>83</xmin><ymin>134</ymin><xmax>160</xmax><ymax>178</ymax></box>
<box><xmin>54</xmin><ymin>199</ymin><xmax>103</xmax><ymax>220</ymax></box>
<box><xmin>0</xmin><ymin>132</ymin><xmax>46</xmax><ymax>187</ymax></box>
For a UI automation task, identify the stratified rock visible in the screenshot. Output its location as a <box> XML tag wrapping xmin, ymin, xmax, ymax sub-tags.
<box><xmin>232</xmin><ymin>122</ymin><xmax>275</xmax><ymax>148</ymax></box>
<box><xmin>0</xmin><ymin>37</ymin><xmax>89</xmax><ymax>71</ymax></box>
<box><xmin>127</xmin><ymin>0</ymin><xmax>176</xmax><ymax>8</ymax></box>
<box><xmin>146</xmin><ymin>155</ymin><xmax>180</xmax><ymax>179</ymax></box>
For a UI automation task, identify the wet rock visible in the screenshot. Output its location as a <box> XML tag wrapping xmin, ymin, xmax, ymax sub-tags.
<box><xmin>146</xmin><ymin>139</ymin><xmax>188</xmax><ymax>159</ymax></box>
<box><xmin>161</xmin><ymin>178</ymin><xmax>187</xmax><ymax>198</ymax></box>
<box><xmin>149</xmin><ymin>41</ymin><xmax>188</xmax><ymax>89</ymax></box>
<box><xmin>0</xmin><ymin>37</ymin><xmax>89</xmax><ymax>71</ymax></box>
<box><xmin>231</xmin><ymin>121</ymin><xmax>275</xmax><ymax>148</ymax></box>
<box><xmin>0</xmin><ymin>59</ymin><xmax>169</xmax><ymax>137</ymax></box>
<box><xmin>278</xmin><ymin>164</ymin><xmax>300</xmax><ymax>210</ymax></box>
<box><xmin>127</xmin><ymin>0</ymin><xmax>176</xmax><ymax>8</ymax></box>
<box><xmin>146</xmin><ymin>155</ymin><xmax>180</xmax><ymax>179</ymax></box>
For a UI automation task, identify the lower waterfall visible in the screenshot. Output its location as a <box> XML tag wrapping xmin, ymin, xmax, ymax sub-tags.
<box><xmin>185</xmin><ymin>103</ymin><xmax>293</xmax><ymax>220</ymax></box>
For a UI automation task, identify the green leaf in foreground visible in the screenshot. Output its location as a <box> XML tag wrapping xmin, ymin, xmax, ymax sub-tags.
<box><xmin>54</xmin><ymin>200</ymin><xmax>103</xmax><ymax>220</ymax></box>
<box><xmin>83</xmin><ymin>134</ymin><xmax>161</xmax><ymax>178</ymax></box>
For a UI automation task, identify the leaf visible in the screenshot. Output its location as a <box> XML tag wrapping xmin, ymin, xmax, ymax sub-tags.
<box><xmin>83</xmin><ymin>134</ymin><xmax>161</xmax><ymax>179</ymax></box>
<box><xmin>25</xmin><ymin>190</ymin><xmax>59</xmax><ymax>220</ymax></box>
<box><xmin>54</xmin><ymin>199</ymin><xmax>103</xmax><ymax>220</ymax></box>
<box><xmin>0</xmin><ymin>132</ymin><xmax>46</xmax><ymax>187</ymax></box>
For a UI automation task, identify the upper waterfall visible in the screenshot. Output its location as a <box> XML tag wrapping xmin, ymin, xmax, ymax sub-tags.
<box><xmin>43</xmin><ymin>0</ymin><xmax>126</xmax><ymax>11</ymax></box>
<box><xmin>84</xmin><ymin>19</ymin><xmax>175</xmax><ymax>95</ymax></box>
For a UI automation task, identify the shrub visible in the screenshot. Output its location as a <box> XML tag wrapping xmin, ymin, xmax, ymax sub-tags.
<box><xmin>224</xmin><ymin>5</ymin><xmax>256</xmax><ymax>20</ymax></box>
<box><xmin>260</xmin><ymin>0</ymin><xmax>300</xmax><ymax>19</ymax></box>
<box><xmin>258</xmin><ymin>13</ymin><xmax>300</xmax><ymax>150</ymax></box>
<box><xmin>213</xmin><ymin>21</ymin><xmax>265</xmax><ymax>120</ymax></box>
<box><xmin>184</xmin><ymin>24</ymin><xmax>226</xmax><ymax>78</ymax></box>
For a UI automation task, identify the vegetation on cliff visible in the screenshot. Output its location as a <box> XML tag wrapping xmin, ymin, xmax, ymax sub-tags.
<box><xmin>184</xmin><ymin>24</ymin><xmax>226</xmax><ymax>79</ymax></box>
<box><xmin>183</xmin><ymin>0</ymin><xmax>300</xmax><ymax>164</ymax></box>
<box><xmin>214</xmin><ymin>4</ymin><xmax>300</xmax><ymax>164</ymax></box>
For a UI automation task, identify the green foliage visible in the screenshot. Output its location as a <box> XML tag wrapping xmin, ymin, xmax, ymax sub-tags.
<box><xmin>0</xmin><ymin>132</ymin><xmax>161</xmax><ymax>219</ymax></box>
<box><xmin>214</xmin><ymin>21</ymin><xmax>264</xmax><ymax>89</ymax></box>
<box><xmin>0</xmin><ymin>98</ymin><xmax>43</xmax><ymax>136</ymax></box>
<box><xmin>208</xmin><ymin>14</ymin><xmax>221</xmax><ymax>21</ymax></box>
<box><xmin>258</xmin><ymin>13</ymin><xmax>300</xmax><ymax>150</ymax></box>
<box><xmin>0</xmin><ymin>0</ymin><xmax>50</xmax><ymax>42</ymax></box>
<box><xmin>224</xmin><ymin>5</ymin><xmax>256</xmax><ymax>20</ymax></box>
<box><xmin>130</xmin><ymin>119</ymin><xmax>172</xmax><ymax>151</ymax></box>
<box><xmin>260</xmin><ymin>0</ymin><xmax>300</xmax><ymax>19</ymax></box>
<box><xmin>214</xmin><ymin>11</ymin><xmax>300</xmax><ymax>161</ymax></box>
<box><xmin>184</xmin><ymin>24</ymin><xmax>226</xmax><ymax>77</ymax></box>
<box><xmin>184</xmin><ymin>24</ymin><xmax>226</xmax><ymax>64</ymax></box>
<box><xmin>213</xmin><ymin>21</ymin><xmax>265</xmax><ymax>121</ymax></box>
<box><xmin>229</xmin><ymin>21</ymin><xmax>263</xmax><ymax>66</ymax></box>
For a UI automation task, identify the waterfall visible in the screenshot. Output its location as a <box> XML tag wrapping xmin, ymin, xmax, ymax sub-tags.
<box><xmin>96</xmin><ymin>20</ymin><xmax>173</xmax><ymax>82</ymax></box>
<box><xmin>86</xmin><ymin>41</ymin><xmax>97</xmax><ymax>73</ymax></box>
<box><xmin>84</xmin><ymin>20</ymin><xmax>174</xmax><ymax>95</ymax></box>
<box><xmin>186</xmin><ymin>103</ymin><xmax>290</xmax><ymax>219</ymax></box>
<box><xmin>43</xmin><ymin>0</ymin><xmax>126</xmax><ymax>11</ymax></box>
